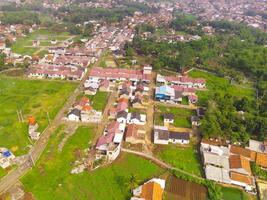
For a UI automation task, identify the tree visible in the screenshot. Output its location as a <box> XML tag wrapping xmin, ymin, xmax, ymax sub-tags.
<box><xmin>129</xmin><ymin>174</ymin><xmax>138</xmax><ymax>192</ymax></box>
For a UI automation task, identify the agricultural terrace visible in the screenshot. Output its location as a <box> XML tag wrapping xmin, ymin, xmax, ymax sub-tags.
<box><xmin>165</xmin><ymin>175</ymin><xmax>207</xmax><ymax>200</ymax></box>
<box><xmin>88</xmin><ymin>91</ymin><xmax>109</xmax><ymax>112</ymax></box>
<box><xmin>154</xmin><ymin>144</ymin><xmax>202</xmax><ymax>177</ymax></box>
<box><xmin>0</xmin><ymin>76</ymin><xmax>76</xmax><ymax>155</ymax></box>
<box><xmin>188</xmin><ymin>69</ymin><xmax>255</xmax><ymax>106</ymax></box>
<box><xmin>11</xmin><ymin>29</ymin><xmax>73</xmax><ymax>56</ymax></box>
<box><xmin>22</xmin><ymin>126</ymin><xmax>164</xmax><ymax>200</ymax></box>
<box><xmin>154</xmin><ymin>105</ymin><xmax>194</xmax><ymax>128</ymax></box>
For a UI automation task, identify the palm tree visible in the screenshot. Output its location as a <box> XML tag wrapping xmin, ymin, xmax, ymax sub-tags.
<box><xmin>129</xmin><ymin>174</ymin><xmax>138</xmax><ymax>193</ymax></box>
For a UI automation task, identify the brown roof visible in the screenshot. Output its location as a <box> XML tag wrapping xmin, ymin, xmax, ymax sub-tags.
<box><xmin>229</xmin><ymin>155</ymin><xmax>251</xmax><ymax>175</ymax></box>
<box><xmin>230</xmin><ymin>145</ymin><xmax>251</xmax><ymax>159</ymax></box>
<box><xmin>230</xmin><ymin>172</ymin><xmax>253</xmax><ymax>185</ymax></box>
<box><xmin>140</xmin><ymin>181</ymin><xmax>164</xmax><ymax>200</ymax></box>
<box><xmin>256</xmin><ymin>153</ymin><xmax>267</xmax><ymax>168</ymax></box>
<box><xmin>126</xmin><ymin>124</ymin><xmax>138</xmax><ymax>139</ymax></box>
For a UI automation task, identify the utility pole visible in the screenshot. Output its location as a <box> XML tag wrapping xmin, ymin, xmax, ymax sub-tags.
<box><xmin>28</xmin><ymin>152</ymin><xmax>35</xmax><ymax>167</ymax></box>
<box><xmin>17</xmin><ymin>110</ymin><xmax>21</xmax><ymax>122</ymax></box>
<box><xmin>19</xmin><ymin>110</ymin><xmax>23</xmax><ymax>122</ymax></box>
<box><xmin>47</xmin><ymin>112</ymin><xmax>51</xmax><ymax>125</ymax></box>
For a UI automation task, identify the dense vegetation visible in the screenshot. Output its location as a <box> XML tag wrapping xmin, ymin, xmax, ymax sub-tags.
<box><xmin>61</xmin><ymin>2</ymin><xmax>154</xmax><ymax>23</ymax></box>
<box><xmin>128</xmin><ymin>19</ymin><xmax>266</xmax><ymax>143</ymax></box>
<box><xmin>0</xmin><ymin>11</ymin><xmax>40</xmax><ymax>25</ymax></box>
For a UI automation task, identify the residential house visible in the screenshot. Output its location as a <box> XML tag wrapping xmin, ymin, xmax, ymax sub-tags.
<box><xmin>67</xmin><ymin>108</ymin><xmax>81</xmax><ymax>121</ymax></box>
<box><xmin>163</xmin><ymin>113</ymin><xmax>174</xmax><ymax>124</ymax></box>
<box><xmin>0</xmin><ymin>148</ymin><xmax>15</xmax><ymax>169</ymax></box>
<box><xmin>191</xmin><ymin>116</ymin><xmax>201</xmax><ymax>126</ymax></box>
<box><xmin>125</xmin><ymin>124</ymin><xmax>145</xmax><ymax>144</ymax></box>
<box><xmin>84</xmin><ymin>87</ymin><xmax>97</xmax><ymax>95</ymax></box>
<box><xmin>99</xmin><ymin>79</ymin><xmax>111</xmax><ymax>92</ymax></box>
<box><xmin>132</xmin><ymin>96</ymin><xmax>144</xmax><ymax>109</ymax></box>
<box><xmin>131</xmin><ymin>178</ymin><xmax>165</xmax><ymax>200</ymax></box>
<box><xmin>154</xmin><ymin>126</ymin><xmax>190</xmax><ymax>145</ymax></box>
<box><xmin>116</xmin><ymin>110</ymin><xmax>128</xmax><ymax>124</ymax></box>
<box><xmin>127</xmin><ymin>113</ymin><xmax>146</xmax><ymax>125</ymax></box>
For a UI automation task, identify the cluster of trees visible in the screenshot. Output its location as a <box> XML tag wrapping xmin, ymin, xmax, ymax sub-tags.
<box><xmin>170</xmin><ymin>13</ymin><xmax>203</xmax><ymax>35</ymax></box>
<box><xmin>0</xmin><ymin>11</ymin><xmax>40</xmax><ymax>25</ymax></box>
<box><xmin>67</xmin><ymin>23</ymin><xmax>94</xmax><ymax>37</ymax></box>
<box><xmin>61</xmin><ymin>2</ymin><xmax>153</xmax><ymax>24</ymax></box>
<box><xmin>200</xmin><ymin>93</ymin><xmax>265</xmax><ymax>143</ymax></box>
<box><xmin>128</xmin><ymin>20</ymin><xmax>266</xmax><ymax>142</ymax></box>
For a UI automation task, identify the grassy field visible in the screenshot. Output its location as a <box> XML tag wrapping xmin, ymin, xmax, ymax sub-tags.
<box><xmin>154</xmin><ymin>105</ymin><xmax>194</xmax><ymax>128</ymax></box>
<box><xmin>188</xmin><ymin>70</ymin><xmax>255</xmax><ymax>106</ymax></box>
<box><xmin>0</xmin><ymin>76</ymin><xmax>76</xmax><ymax>155</ymax></box>
<box><xmin>222</xmin><ymin>187</ymin><xmax>250</xmax><ymax>200</ymax></box>
<box><xmin>22</xmin><ymin>126</ymin><xmax>164</xmax><ymax>200</ymax></box>
<box><xmin>88</xmin><ymin>91</ymin><xmax>109</xmax><ymax>111</ymax></box>
<box><xmin>154</xmin><ymin>144</ymin><xmax>202</xmax><ymax>177</ymax></box>
<box><xmin>0</xmin><ymin>168</ymin><xmax>6</xmax><ymax>179</ymax></box>
<box><xmin>11</xmin><ymin>29</ymin><xmax>71</xmax><ymax>55</ymax></box>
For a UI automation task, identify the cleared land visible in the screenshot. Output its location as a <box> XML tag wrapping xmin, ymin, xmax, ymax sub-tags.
<box><xmin>165</xmin><ymin>175</ymin><xmax>207</xmax><ymax>200</ymax></box>
<box><xmin>188</xmin><ymin>69</ymin><xmax>255</xmax><ymax>106</ymax></box>
<box><xmin>22</xmin><ymin>126</ymin><xmax>164</xmax><ymax>200</ymax></box>
<box><xmin>154</xmin><ymin>105</ymin><xmax>194</xmax><ymax>128</ymax></box>
<box><xmin>11</xmin><ymin>29</ymin><xmax>71</xmax><ymax>56</ymax></box>
<box><xmin>88</xmin><ymin>91</ymin><xmax>109</xmax><ymax>111</ymax></box>
<box><xmin>154</xmin><ymin>144</ymin><xmax>202</xmax><ymax>177</ymax></box>
<box><xmin>0</xmin><ymin>76</ymin><xmax>76</xmax><ymax>155</ymax></box>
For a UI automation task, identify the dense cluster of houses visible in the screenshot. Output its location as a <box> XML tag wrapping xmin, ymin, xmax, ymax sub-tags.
<box><xmin>201</xmin><ymin>139</ymin><xmax>267</xmax><ymax>192</ymax></box>
<box><xmin>0</xmin><ymin>148</ymin><xmax>15</xmax><ymax>169</ymax></box>
<box><xmin>67</xmin><ymin>97</ymin><xmax>102</xmax><ymax>123</ymax></box>
<box><xmin>27</xmin><ymin>21</ymin><xmax>138</xmax><ymax>81</ymax></box>
<box><xmin>155</xmin><ymin>74</ymin><xmax>206</xmax><ymax>104</ymax></box>
<box><xmin>88</xmin><ymin>65</ymin><xmax>152</xmax><ymax>83</ymax></box>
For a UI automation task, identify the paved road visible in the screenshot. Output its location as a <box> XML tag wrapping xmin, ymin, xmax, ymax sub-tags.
<box><xmin>0</xmin><ymin>56</ymin><xmax>98</xmax><ymax>194</ymax></box>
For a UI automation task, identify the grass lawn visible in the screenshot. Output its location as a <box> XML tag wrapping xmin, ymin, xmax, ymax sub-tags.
<box><xmin>155</xmin><ymin>144</ymin><xmax>202</xmax><ymax>177</ymax></box>
<box><xmin>11</xmin><ymin>29</ymin><xmax>71</xmax><ymax>56</ymax></box>
<box><xmin>0</xmin><ymin>168</ymin><xmax>6</xmax><ymax>179</ymax></box>
<box><xmin>0</xmin><ymin>76</ymin><xmax>76</xmax><ymax>155</ymax></box>
<box><xmin>154</xmin><ymin>105</ymin><xmax>194</xmax><ymax>128</ymax></box>
<box><xmin>22</xmin><ymin>126</ymin><xmax>164</xmax><ymax>200</ymax></box>
<box><xmin>88</xmin><ymin>91</ymin><xmax>109</xmax><ymax>112</ymax></box>
<box><xmin>188</xmin><ymin>70</ymin><xmax>255</xmax><ymax>106</ymax></box>
<box><xmin>222</xmin><ymin>187</ymin><xmax>249</xmax><ymax>200</ymax></box>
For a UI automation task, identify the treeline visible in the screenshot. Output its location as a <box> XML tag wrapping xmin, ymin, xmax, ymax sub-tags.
<box><xmin>0</xmin><ymin>11</ymin><xmax>40</xmax><ymax>25</ymax></box>
<box><xmin>61</xmin><ymin>2</ymin><xmax>154</xmax><ymax>23</ymax></box>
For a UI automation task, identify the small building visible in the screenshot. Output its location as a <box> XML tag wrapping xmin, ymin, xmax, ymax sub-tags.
<box><xmin>153</xmin><ymin>126</ymin><xmax>189</xmax><ymax>145</ymax></box>
<box><xmin>188</xmin><ymin>94</ymin><xmax>198</xmax><ymax>104</ymax></box>
<box><xmin>127</xmin><ymin>113</ymin><xmax>146</xmax><ymax>125</ymax></box>
<box><xmin>163</xmin><ymin>113</ymin><xmax>174</xmax><ymax>124</ymax></box>
<box><xmin>191</xmin><ymin>116</ymin><xmax>200</xmax><ymax>126</ymax></box>
<box><xmin>67</xmin><ymin>108</ymin><xmax>81</xmax><ymax>121</ymax></box>
<box><xmin>131</xmin><ymin>178</ymin><xmax>165</xmax><ymax>200</ymax></box>
<box><xmin>84</xmin><ymin>87</ymin><xmax>97</xmax><ymax>95</ymax></box>
<box><xmin>125</xmin><ymin>124</ymin><xmax>145</xmax><ymax>144</ymax></box>
<box><xmin>116</xmin><ymin>110</ymin><xmax>128</xmax><ymax>124</ymax></box>
<box><xmin>143</xmin><ymin>65</ymin><xmax>152</xmax><ymax>75</ymax></box>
